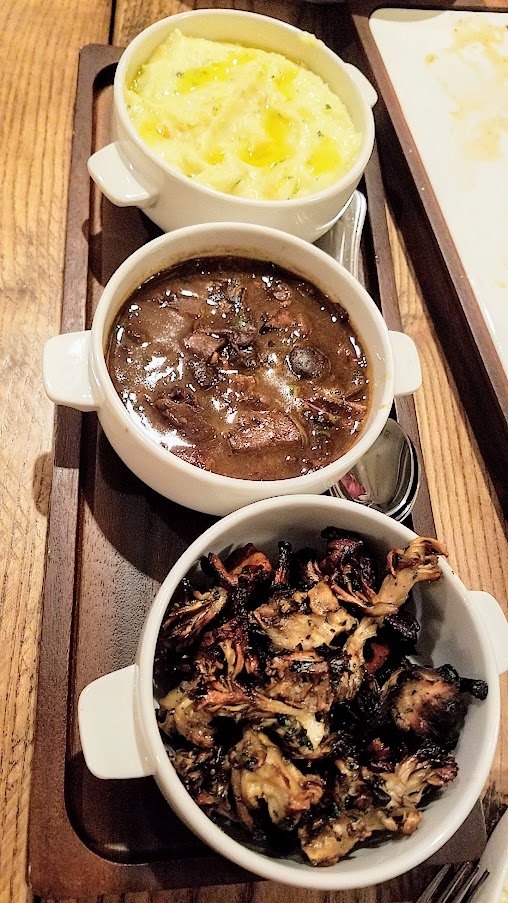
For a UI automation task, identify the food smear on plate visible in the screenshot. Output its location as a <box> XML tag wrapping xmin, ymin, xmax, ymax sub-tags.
<box><xmin>124</xmin><ymin>30</ymin><xmax>362</xmax><ymax>200</ymax></box>
<box><xmin>425</xmin><ymin>17</ymin><xmax>508</xmax><ymax>164</ymax></box>
<box><xmin>153</xmin><ymin>529</ymin><xmax>488</xmax><ymax>866</ymax></box>
<box><xmin>107</xmin><ymin>256</ymin><xmax>370</xmax><ymax>481</ymax></box>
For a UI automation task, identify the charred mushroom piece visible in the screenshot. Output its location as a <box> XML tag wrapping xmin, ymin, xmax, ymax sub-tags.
<box><xmin>226</xmin><ymin>544</ymin><xmax>274</xmax><ymax>583</ymax></box>
<box><xmin>299</xmin><ymin>808</ymin><xmax>397</xmax><ymax>866</ymax></box>
<box><xmin>158</xmin><ymin>681</ymin><xmax>216</xmax><ymax>748</ymax></box>
<box><xmin>319</xmin><ymin>535</ymin><xmax>364</xmax><ymax>573</ymax></box>
<box><xmin>197</xmin><ymin>583</ymin><xmax>258</xmax><ymax>679</ymax></box>
<box><xmin>379</xmin><ymin>537</ymin><xmax>447</xmax><ymax>614</ymax></box>
<box><xmin>229</xmin><ymin>729</ymin><xmax>323</xmax><ymax>829</ymax></box>
<box><xmin>384</xmin><ymin>610</ymin><xmax>420</xmax><ymax>644</ymax></box>
<box><xmin>318</xmin><ymin>533</ymin><xmax>377</xmax><ymax>608</ymax></box>
<box><xmin>200</xmin><ymin>544</ymin><xmax>273</xmax><ymax>590</ymax></box>
<box><xmin>263</xmin><ymin>651</ymin><xmax>332</xmax><ymax>720</ymax></box>
<box><xmin>273</xmin><ymin>541</ymin><xmax>292</xmax><ymax>589</ymax></box>
<box><xmin>307</xmin><ymin>580</ymin><xmax>339</xmax><ymax>615</ymax></box>
<box><xmin>388</xmin><ymin>665</ymin><xmax>468</xmax><ymax>742</ymax></box>
<box><xmin>333</xmin><ymin>617</ymin><xmax>378</xmax><ymax>702</ymax></box>
<box><xmin>161</xmin><ymin>586</ymin><xmax>228</xmax><ymax>649</ymax></box>
<box><xmin>459</xmin><ymin>677</ymin><xmax>489</xmax><ymax>700</ymax></box>
<box><xmin>364</xmin><ymin>639</ymin><xmax>392</xmax><ymax>676</ymax></box>
<box><xmin>198</xmin><ymin>617</ymin><xmax>248</xmax><ymax>679</ymax></box>
<box><xmin>253</xmin><ymin>589</ymin><xmax>357</xmax><ymax>652</ymax></box>
<box><xmin>332</xmin><ymin>536</ymin><xmax>446</xmax><ymax>621</ymax></box>
<box><xmin>292</xmin><ymin>548</ymin><xmax>323</xmax><ymax>589</ymax></box>
<box><xmin>193</xmin><ymin>677</ymin><xmax>251</xmax><ymax>717</ymax></box>
<box><xmin>172</xmin><ymin>746</ymin><xmax>234</xmax><ymax>821</ymax></box>
<box><xmin>376</xmin><ymin>747</ymin><xmax>458</xmax><ymax>833</ymax></box>
<box><xmin>160</xmin><ymin>672</ymin><xmax>252</xmax><ymax>748</ymax></box>
<box><xmin>334</xmin><ymin>756</ymin><xmax>374</xmax><ymax>811</ymax></box>
<box><xmin>250</xmin><ymin>692</ymin><xmax>328</xmax><ymax>755</ymax></box>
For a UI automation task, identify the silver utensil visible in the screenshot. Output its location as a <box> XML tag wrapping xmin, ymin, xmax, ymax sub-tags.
<box><xmin>316</xmin><ymin>188</ymin><xmax>366</xmax><ymax>281</ymax></box>
<box><xmin>415</xmin><ymin>862</ymin><xmax>490</xmax><ymax>903</ymax></box>
<box><xmin>329</xmin><ymin>418</ymin><xmax>420</xmax><ymax>521</ymax></box>
<box><xmin>321</xmin><ymin>191</ymin><xmax>421</xmax><ymax>521</ymax></box>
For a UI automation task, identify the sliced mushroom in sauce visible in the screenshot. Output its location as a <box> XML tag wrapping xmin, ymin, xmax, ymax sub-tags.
<box><xmin>107</xmin><ymin>256</ymin><xmax>370</xmax><ymax>480</ymax></box>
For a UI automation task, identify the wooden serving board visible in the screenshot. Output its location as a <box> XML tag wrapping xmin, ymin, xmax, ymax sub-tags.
<box><xmin>27</xmin><ymin>43</ymin><xmax>485</xmax><ymax>900</ymax></box>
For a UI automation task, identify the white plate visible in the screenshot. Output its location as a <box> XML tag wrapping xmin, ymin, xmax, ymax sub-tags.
<box><xmin>369</xmin><ymin>8</ymin><xmax>508</xmax><ymax>377</ymax></box>
<box><xmin>475</xmin><ymin>808</ymin><xmax>508</xmax><ymax>902</ymax></box>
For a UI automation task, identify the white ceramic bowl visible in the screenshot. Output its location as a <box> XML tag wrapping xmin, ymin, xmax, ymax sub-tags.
<box><xmin>78</xmin><ymin>495</ymin><xmax>508</xmax><ymax>890</ymax></box>
<box><xmin>87</xmin><ymin>9</ymin><xmax>377</xmax><ymax>242</ymax></box>
<box><xmin>43</xmin><ymin>222</ymin><xmax>421</xmax><ymax>516</ymax></box>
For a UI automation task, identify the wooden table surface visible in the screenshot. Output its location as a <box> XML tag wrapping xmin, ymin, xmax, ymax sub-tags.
<box><xmin>0</xmin><ymin>1</ymin><xmax>506</xmax><ymax>902</ymax></box>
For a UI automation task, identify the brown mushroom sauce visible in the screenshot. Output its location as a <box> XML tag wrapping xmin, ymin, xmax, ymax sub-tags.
<box><xmin>154</xmin><ymin>529</ymin><xmax>488</xmax><ymax>866</ymax></box>
<box><xmin>106</xmin><ymin>256</ymin><xmax>370</xmax><ymax>480</ymax></box>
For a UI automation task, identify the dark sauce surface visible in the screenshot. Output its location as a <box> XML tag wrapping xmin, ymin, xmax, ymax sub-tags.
<box><xmin>106</xmin><ymin>256</ymin><xmax>370</xmax><ymax>480</ymax></box>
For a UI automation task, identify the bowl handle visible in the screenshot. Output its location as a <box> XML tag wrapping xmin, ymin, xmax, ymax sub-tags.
<box><xmin>43</xmin><ymin>331</ymin><xmax>102</xmax><ymax>412</ymax></box>
<box><xmin>88</xmin><ymin>142</ymin><xmax>159</xmax><ymax>209</ymax></box>
<box><xmin>388</xmin><ymin>330</ymin><xmax>422</xmax><ymax>396</ymax></box>
<box><xmin>344</xmin><ymin>63</ymin><xmax>378</xmax><ymax>108</ymax></box>
<box><xmin>469</xmin><ymin>591</ymin><xmax>508</xmax><ymax>676</ymax></box>
<box><xmin>78</xmin><ymin>664</ymin><xmax>156</xmax><ymax>779</ymax></box>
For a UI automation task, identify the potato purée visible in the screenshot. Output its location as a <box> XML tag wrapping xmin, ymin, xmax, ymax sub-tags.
<box><xmin>125</xmin><ymin>30</ymin><xmax>362</xmax><ymax>201</ymax></box>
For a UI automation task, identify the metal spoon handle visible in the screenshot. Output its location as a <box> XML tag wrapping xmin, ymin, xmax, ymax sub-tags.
<box><xmin>315</xmin><ymin>189</ymin><xmax>366</xmax><ymax>279</ymax></box>
<box><xmin>337</xmin><ymin>190</ymin><xmax>366</xmax><ymax>279</ymax></box>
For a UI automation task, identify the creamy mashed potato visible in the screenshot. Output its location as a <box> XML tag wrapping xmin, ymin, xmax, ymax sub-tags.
<box><xmin>125</xmin><ymin>30</ymin><xmax>362</xmax><ymax>200</ymax></box>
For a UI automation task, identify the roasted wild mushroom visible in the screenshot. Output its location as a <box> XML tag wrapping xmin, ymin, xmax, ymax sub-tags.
<box><xmin>331</xmin><ymin>536</ymin><xmax>445</xmax><ymax>620</ymax></box>
<box><xmin>154</xmin><ymin>528</ymin><xmax>487</xmax><ymax>866</ymax></box>
<box><xmin>252</xmin><ymin>587</ymin><xmax>356</xmax><ymax>651</ymax></box>
<box><xmin>159</xmin><ymin>675</ymin><xmax>250</xmax><ymax>748</ymax></box>
<box><xmin>333</xmin><ymin>617</ymin><xmax>378</xmax><ymax>702</ymax></box>
<box><xmin>229</xmin><ymin>728</ymin><xmax>323</xmax><ymax>829</ymax></box>
<box><xmin>385</xmin><ymin>664</ymin><xmax>468</xmax><ymax>743</ymax></box>
<box><xmin>264</xmin><ymin>651</ymin><xmax>332</xmax><ymax>712</ymax></box>
<box><xmin>160</xmin><ymin>586</ymin><xmax>228</xmax><ymax>648</ymax></box>
<box><xmin>299</xmin><ymin>807</ymin><xmax>398</xmax><ymax>866</ymax></box>
<box><xmin>299</xmin><ymin>745</ymin><xmax>459</xmax><ymax>865</ymax></box>
<box><xmin>200</xmin><ymin>543</ymin><xmax>273</xmax><ymax>590</ymax></box>
<box><xmin>173</xmin><ymin>745</ymin><xmax>233</xmax><ymax>821</ymax></box>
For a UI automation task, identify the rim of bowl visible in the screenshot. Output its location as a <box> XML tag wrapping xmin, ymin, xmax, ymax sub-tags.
<box><xmin>136</xmin><ymin>495</ymin><xmax>500</xmax><ymax>889</ymax></box>
<box><xmin>113</xmin><ymin>9</ymin><xmax>375</xmax><ymax>209</ymax></box>
<box><xmin>90</xmin><ymin>222</ymin><xmax>395</xmax><ymax>494</ymax></box>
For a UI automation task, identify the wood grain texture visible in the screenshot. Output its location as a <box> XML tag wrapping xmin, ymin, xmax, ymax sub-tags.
<box><xmin>0</xmin><ymin>2</ymin><xmax>112</xmax><ymax>903</ymax></box>
<box><xmin>0</xmin><ymin>0</ymin><xmax>506</xmax><ymax>901</ymax></box>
